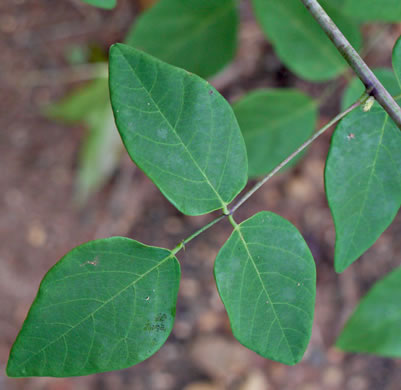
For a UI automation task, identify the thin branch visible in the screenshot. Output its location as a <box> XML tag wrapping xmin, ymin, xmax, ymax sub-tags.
<box><xmin>171</xmin><ymin>214</ymin><xmax>226</xmax><ymax>254</ymax></box>
<box><xmin>229</xmin><ymin>96</ymin><xmax>366</xmax><ymax>215</ymax></box>
<box><xmin>299</xmin><ymin>0</ymin><xmax>401</xmax><ymax>130</ymax></box>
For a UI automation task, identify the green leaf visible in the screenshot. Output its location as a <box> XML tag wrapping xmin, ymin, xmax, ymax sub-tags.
<box><xmin>251</xmin><ymin>0</ymin><xmax>361</xmax><ymax>81</ymax></box>
<box><xmin>125</xmin><ymin>0</ymin><xmax>238</xmax><ymax>78</ymax></box>
<box><xmin>341</xmin><ymin>68</ymin><xmax>401</xmax><ymax>111</ymax></box>
<box><xmin>328</xmin><ymin>41</ymin><xmax>401</xmax><ymax>272</ymax></box>
<box><xmin>214</xmin><ymin>212</ymin><xmax>316</xmax><ymax>365</ymax></box>
<box><xmin>109</xmin><ymin>43</ymin><xmax>248</xmax><ymax>216</ymax></box>
<box><xmin>7</xmin><ymin>237</ymin><xmax>180</xmax><ymax>377</ymax></box>
<box><xmin>233</xmin><ymin>89</ymin><xmax>317</xmax><ymax>178</ymax></box>
<box><xmin>81</xmin><ymin>0</ymin><xmax>116</xmax><ymax>9</ymax></box>
<box><xmin>393</xmin><ymin>35</ymin><xmax>401</xmax><ymax>87</ymax></box>
<box><xmin>325</xmin><ymin>107</ymin><xmax>401</xmax><ymax>273</ymax></box>
<box><xmin>46</xmin><ymin>78</ymin><xmax>123</xmax><ymax>205</ymax></box>
<box><xmin>46</xmin><ymin>77</ymin><xmax>110</xmax><ymax>123</ymax></box>
<box><xmin>336</xmin><ymin>265</ymin><xmax>401</xmax><ymax>357</ymax></box>
<box><xmin>343</xmin><ymin>0</ymin><xmax>401</xmax><ymax>22</ymax></box>
<box><xmin>76</xmin><ymin>105</ymin><xmax>123</xmax><ymax>205</ymax></box>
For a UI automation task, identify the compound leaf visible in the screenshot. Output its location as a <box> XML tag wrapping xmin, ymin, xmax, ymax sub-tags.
<box><xmin>343</xmin><ymin>0</ymin><xmax>401</xmax><ymax>22</ymax></box>
<box><xmin>7</xmin><ymin>237</ymin><xmax>180</xmax><ymax>377</ymax></box>
<box><xmin>81</xmin><ymin>0</ymin><xmax>116</xmax><ymax>9</ymax></box>
<box><xmin>251</xmin><ymin>0</ymin><xmax>361</xmax><ymax>81</ymax></box>
<box><xmin>233</xmin><ymin>89</ymin><xmax>317</xmax><ymax>178</ymax></box>
<box><xmin>336</xmin><ymin>265</ymin><xmax>401</xmax><ymax>357</ymax></box>
<box><xmin>126</xmin><ymin>0</ymin><xmax>238</xmax><ymax>78</ymax></box>
<box><xmin>109</xmin><ymin>43</ymin><xmax>248</xmax><ymax>216</ymax></box>
<box><xmin>214</xmin><ymin>212</ymin><xmax>316</xmax><ymax>365</ymax></box>
<box><xmin>325</xmin><ymin>107</ymin><xmax>401</xmax><ymax>273</ymax></box>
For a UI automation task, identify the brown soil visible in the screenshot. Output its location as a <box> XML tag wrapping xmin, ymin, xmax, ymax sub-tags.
<box><xmin>1</xmin><ymin>1</ymin><xmax>401</xmax><ymax>389</ymax></box>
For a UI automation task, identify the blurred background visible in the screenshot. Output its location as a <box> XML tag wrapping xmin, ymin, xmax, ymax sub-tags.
<box><xmin>1</xmin><ymin>0</ymin><xmax>401</xmax><ymax>389</ymax></box>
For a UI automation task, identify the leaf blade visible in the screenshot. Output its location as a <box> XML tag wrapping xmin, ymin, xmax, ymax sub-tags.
<box><xmin>343</xmin><ymin>0</ymin><xmax>401</xmax><ymax>22</ymax></box>
<box><xmin>125</xmin><ymin>0</ymin><xmax>238</xmax><ymax>78</ymax></box>
<box><xmin>233</xmin><ymin>89</ymin><xmax>317</xmax><ymax>177</ymax></box>
<box><xmin>7</xmin><ymin>237</ymin><xmax>180</xmax><ymax>377</ymax></box>
<box><xmin>336</xmin><ymin>265</ymin><xmax>401</xmax><ymax>357</ymax></box>
<box><xmin>109</xmin><ymin>43</ymin><xmax>248</xmax><ymax>215</ymax></box>
<box><xmin>251</xmin><ymin>0</ymin><xmax>361</xmax><ymax>81</ymax></box>
<box><xmin>325</xmin><ymin>108</ymin><xmax>401</xmax><ymax>273</ymax></box>
<box><xmin>214</xmin><ymin>212</ymin><xmax>316</xmax><ymax>365</ymax></box>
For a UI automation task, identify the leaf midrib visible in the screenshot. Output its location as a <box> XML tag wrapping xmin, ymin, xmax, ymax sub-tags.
<box><xmin>232</xmin><ymin>223</ymin><xmax>296</xmax><ymax>363</ymax></box>
<box><xmin>13</xmin><ymin>252</ymin><xmax>175</xmax><ymax>371</ymax></box>
<box><xmin>340</xmin><ymin>114</ymin><xmax>388</xmax><ymax>265</ymax></box>
<box><xmin>116</xmin><ymin>46</ymin><xmax>228</xmax><ymax>211</ymax></box>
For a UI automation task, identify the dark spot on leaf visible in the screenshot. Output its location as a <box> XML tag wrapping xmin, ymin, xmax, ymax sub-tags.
<box><xmin>143</xmin><ymin>320</ymin><xmax>166</xmax><ymax>332</ymax></box>
<box><xmin>155</xmin><ymin>313</ymin><xmax>167</xmax><ymax>322</ymax></box>
<box><xmin>209</xmin><ymin>90</ymin><xmax>214</xmax><ymax>95</ymax></box>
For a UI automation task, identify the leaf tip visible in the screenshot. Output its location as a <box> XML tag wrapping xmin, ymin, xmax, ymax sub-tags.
<box><xmin>334</xmin><ymin>254</ymin><xmax>352</xmax><ymax>273</ymax></box>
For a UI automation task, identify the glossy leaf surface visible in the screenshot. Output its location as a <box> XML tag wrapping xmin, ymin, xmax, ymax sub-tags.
<box><xmin>109</xmin><ymin>44</ymin><xmax>248</xmax><ymax>216</ymax></box>
<box><xmin>336</xmin><ymin>265</ymin><xmax>401</xmax><ymax>357</ymax></box>
<box><xmin>7</xmin><ymin>237</ymin><xmax>180</xmax><ymax>377</ymax></box>
<box><xmin>343</xmin><ymin>0</ymin><xmax>401</xmax><ymax>22</ymax></box>
<box><xmin>214</xmin><ymin>212</ymin><xmax>316</xmax><ymax>365</ymax></box>
<box><xmin>251</xmin><ymin>0</ymin><xmax>361</xmax><ymax>81</ymax></box>
<box><xmin>233</xmin><ymin>89</ymin><xmax>317</xmax><ymax>177</ymax></box>
<box><xmin>81</xmin><ymin>0</ymin><xmax>116</xmax><ymax>9</ymax></box>
<box><xmin>325</xmin><ymin>107</ymin><xmax>401</xmax><ymax>273</ymax></box>
<box><xmin>125</xmin><ymin>0</ymin><xmax>238</xmax><ymax>78</ymax></box>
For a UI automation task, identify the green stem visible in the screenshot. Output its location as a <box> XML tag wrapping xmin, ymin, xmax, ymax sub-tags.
<box><xmin>299</xmin><ymin>0</ymin><xmax>401</xmax><ymax>130</ymax></box>
<box><xmin>171</xmin><ymin>214</ymin><xmax>226</xmax><ymax>254</ymax></box>
<box><xmin>228</xmin><ymin>214</ymin><xmax>239</xmax><ymax>229</ymax></box>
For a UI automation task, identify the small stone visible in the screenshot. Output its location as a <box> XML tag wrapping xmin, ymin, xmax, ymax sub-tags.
<box><xmin>286</xmin><ymin>176</ymin><xmax>314</xmax><ymax>203</ymax></box>
<box><xmin>191</xmin><ymin>336</ymin><xmax>252</xmax><ymax>379</ymax></box>
<box><xmin>27</xmin><ymin>223</ymin><xmax>47</xmax><ymax>247</ymax></box>
<box><xmin>322</xmin><ymin>366</ymin><xmax>343</xmax><ymax>387</ymax></box>
<box><xmin>239</xmin><ymin>370</ymin><xmax>271</xmax><ymax>390</ymax></box>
